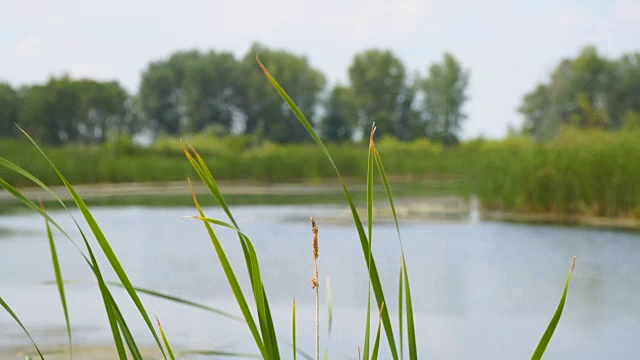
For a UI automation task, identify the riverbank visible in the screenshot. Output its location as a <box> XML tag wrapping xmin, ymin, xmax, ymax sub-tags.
<box><xmin>2</xmin><ymin>180</ymin><xmax>639</xmax><ymax>231</ymax></box>
<box><xmin>484</xmin><ymin>211</ymin><xmax>640</xmax><ymax>231</ymax></box>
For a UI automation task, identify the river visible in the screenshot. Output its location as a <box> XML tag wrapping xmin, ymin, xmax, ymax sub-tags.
<box><xmin>1</xmin><ymin>203</ymin><xmax>639</xmax><ymax>359</ymax></box>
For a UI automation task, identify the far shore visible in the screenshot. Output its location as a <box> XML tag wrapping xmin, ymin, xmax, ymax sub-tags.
<box><xmin>1</xmin><ymin>181</ymin><xmax>639</xmax><ymax>231</ymax></box>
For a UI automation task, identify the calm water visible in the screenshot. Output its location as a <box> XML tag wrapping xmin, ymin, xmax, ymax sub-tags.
<box><xmin>1</xmin><ymin>204</ymin><xmax>639</xmax><ymax>359</ymax></box>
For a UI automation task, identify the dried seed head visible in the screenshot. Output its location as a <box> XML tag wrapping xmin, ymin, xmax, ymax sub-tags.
<box><xmin>311</xmin><ymin>217</ymin><xmax>319</xmax><ymax>289</ymax></box>
<box><xmin>311</xmin><ymin>218</ymin><xmax>319</xmax><ymax>260</ymax></box>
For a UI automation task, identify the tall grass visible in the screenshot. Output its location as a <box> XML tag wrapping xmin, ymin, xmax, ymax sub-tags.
<box><xmin>0</xmin><ymin>61</ymin><xmax>577</xmax><ymax>359</ymax></box>
<box><xmin>0</xmin><ymin>136</ymin><xmax>458</xmax><ymax>187</ymax></box>
<box><xmin>471</xmin><ymin>128</ymin><xmax>640</xmax><ymax>217</ymax></box>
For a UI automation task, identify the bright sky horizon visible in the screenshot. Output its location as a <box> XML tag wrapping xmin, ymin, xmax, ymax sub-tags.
<box><xmin>3</xmin><ymin>0</ymin><xmax>639</xmax><ymax>139</ymax></box>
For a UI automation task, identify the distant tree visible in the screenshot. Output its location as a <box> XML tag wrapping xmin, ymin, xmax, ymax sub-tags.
<box><xmin>420</xmin><ymin>53</ymin><xmax>470</xmax><ymax>145</ymax></box>
<box><xmin>139</xmin><ymin>51</ymin><xmax>195</xmax><ymax>136</ymax></box>
<box><xmin>0</xmin><ymin>82</ymin><xmax>19</xmax><ymax>138</ymax></box>
<box><xmin>519</xmin><ymin>84</ymin><xmax>551</xmax><ymax>138</ymax></box>
<box><xmin>609</xmin><ymin>53</ymin><xmax>640</xmax><ymax>126</ymax></box>
<box><xmin>347</xmin><ymin>49</ymin><xmax>409</xmax><ymax>138</ymax></box>
<box><xmin>320</xmin><ymin>85</ymin><xmax>357</xmax><ymax>142</ymax></box>
<box><xmin>518</xmin><ymin>46</ymin><xmax>640</xmax><ymax>137</ymax></box>
<box><xmin>182</xmin><ymin>51</ymin><xmax>240</xmax><ymax>134</ymax></box>
<box><xmin>19</xmin><ymin>77</ymin><xmax>81</xmax><ymax>144</ymax></box>
<box><xmin>236</xmin><ymin>43</ymin><xmax>326</xmax><ymax>143</ymax></box>
<box><xmin>74</xmin><ymin>79</ymin><xmax>128</xmax><ymax>142</ymax></box>
<box><xmin>395</xmin><ymin>78</ymin><xmax>421</xmax><ymax>141</ymax></box>
<box><xmin>18</xmin><ymin>77</ymin><xmax>128</xmax><ymax>144</ymax></box>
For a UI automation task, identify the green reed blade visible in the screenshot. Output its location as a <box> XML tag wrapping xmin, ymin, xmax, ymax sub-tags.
<box><xmin>18</xmin><ymin>127</ymin><xmax>167</xmax><ymax>359</ymax></box>
<box><xmin>531</xmin><ymin>257</ymin><xmax>576</xmax><ymax>360</ymax></box>
<box><xmin>188</xmin><ymin>216</ymin><xmax>252</xmax><ymax>239</ymax></box>
<box><xmin>156</xmin><ymin>317</ymin><xmax>176</xmax><ymax>360</ymax></box>
<box><xmin>292</xmin><ymin>298</ymin><xmax>297</xmax><ymax>360</ymax></box>
<box><xmin>371</xmin><ymin>302</ymin><xmax>385</xmax><ymax>360</ymax></box>
<box><xmin>81</xmin><ymin>232</ymin><xmax>127</xmax><ymax>359</ymax></box>
<box><xmin>363</xmin><ymin>125</ymin><xmax>376</xmax><ymax>360</ymax></box>
<box><xmin>398</xmin><ymin>260</ymin><xmax>404</xmax><ymax>360</ymax></box>
<box><xmin>191</xmin><ymin>190</ymin><xmax>267</xmax><ymax>358</ymax></box>
<box><xmin>109</xmin><ymin>291</ymin><xmax>143</xmax><ymax>360</ymax></box>
<box><xmin>372</xmin><ymin>145</ymin><xmax>417</xmax><ymax>360</ymax></box>
<box><xmin>185</xmin><ymin>152</ymin><xmax>279</xmax><ymax>358</ymax></box>
<box><xmin>258</xmin><ymin>55</ymin><xmax>399</xmax><ymax>360</ymax></box>
<box><xmin>0</xmin><ymin>296</ymin><xmax>44</xmax><ymax>359</ymax></box>
<box><xmin>106</xmin><ymin>281</ymin><xmax>244</xmax><ymax>322</ymax></box>
<box><xmin>246</xmin><ymin>238</ymin><xmax>279</xmax><ymax>360</ymax></box>
<box><xmin>42</xmin><ymin>205</ymin><xmax>72</xmax><ymax>359</ymax></box>
<box><xmin>402</xmin><ymin>257</ymin><xmax>416</xmax><ymax>360</ymax></box>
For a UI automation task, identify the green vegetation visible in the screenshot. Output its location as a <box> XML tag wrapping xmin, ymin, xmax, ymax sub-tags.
<box><xmin>520</xmin><ymin>46</ymin><xmax>640</xmax><ymax>139</ymax></box>
<box><xmin>0</xmin><ymin>61</ymin><xmax>576</xmax><ymax>359</ymax></box>
<box><xmin>472</xmin><ymin>128</ymin><xmax>640</xmax><ymax>218</ymax></box>
<box><xmin>0</xmin><ymin>43</ymin><xmax>469</xmax><ymax>146</ymax></box>
<box><xmin>0</xmin><ymin>135</ymin><xmax>458</xmax><ymax>186</ymax></box>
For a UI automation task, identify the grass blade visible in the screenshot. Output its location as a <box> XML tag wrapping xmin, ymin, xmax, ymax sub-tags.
<box><xmin>258</xmin><ymin>54</ymin><xmax>399</xmax><ymax>360</ymax></box>
<box><xmin>42</xmin><ymin>204</ymin><xmax>72</xmax><ymax>359</ymax></box>
<box><xmin>109</xmin><ymin>291</ymin><xmax>143</xmax><ymax>360</ymax></box>
<box><xmin>363</xmin><ymin>125</ymin><xmax>376</xmax><ymax>359</ymax></box>
<box><xmin>106</xmin><ymin>281</ymin><xmax>244</xmax><ymax>322</ymax></box>
<box><xmin>398</xmin><ymin>260</ymin><xmax>404</xmax><ymax>360</ymax></box>
<box><xmin>371</xmin><ymin>302</ymin><xmax>385</xmax><ymax>360</ymax></box>
<box><xmin>188</xmin><ymin>216</ymin><xmax>253</xmax><ymax>241</ymax></box>
<box><xmin>292</xmin><ymin>298</ymin><xmax>297</xmax><ymax>360</ymax></box>
<box><xmin>81</xmin><ymin>231</ymin><xmax>127</xmax><ymax>359</ymax></box>
<box><xmin>18</xmin><ymin>127</ymin><xmax>167</xmax><ymax>359</ymax></box>
<box><xmin>185</xmin><ymin>150</ymin><xmax>280</xmax><ymax>359</ymax></box>
<box><xmin>157</xmin><ymin>317</ymin><xmax>176</xmax><ymax>360</ymax></box>
<box><xmin>372</xmin><ymin>144</ymin><xmax>417</xmax><ymax>360</ymax></box>
<box><xmin>402</xmin><ymin>257</ymin><xmax>416</xmax><ymax>360</ymax></box>
<box><xmin>531</xmin><ymin>257</ymin><xmax>577</xmax><ymax>360</ymax></box>
<box><xmin>190</xmin><ymin>189</ymin><xmax>267</xmax><ymax>358</ymax></box>
<box><xmin>0</xmin><ymin>296</ymin><xmax>45</xmax><ymax>359</ymax></box>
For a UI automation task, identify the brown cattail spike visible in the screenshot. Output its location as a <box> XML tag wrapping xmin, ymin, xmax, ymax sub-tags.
<box><xmin>312</xmin><ymin>218</ymin><xmax>319</xmax><ymax>260</ymax></box>
<box><xmin>311</xmin><ymin>218</ymin><xmax>319</xmax><ymax>289</ymax></box>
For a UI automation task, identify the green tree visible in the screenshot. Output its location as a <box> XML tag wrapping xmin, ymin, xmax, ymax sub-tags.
<box><xmin>320</xmin><ymin>85</ymin><xmax>357</xmax><ymax>142</ymax></box>
<box><xmin>139</xmin><ymin>51</ymin><xmax>196</xmax><ymax>136</ymax></box>
<box><xmin>519</xmin><ymin>84</ymin><xmax>551</xmax><ymax>139</ymax></box>
<box><xmin>75</xmin><ymin>80</ymin><xmax>128</xmax><ymax>142</ymax></box>
<box><xmin>182</xmin><ymin>51</ymin><xmax>240</xmax><ymax>134</ymax></box>
<box><xmin>19</xmin><ymin>77</ymin><xmax>81</xmax><ymax>144</ymax></box>
<box><xmin>518</xmin><ymin>46</ymin><xmax>640</xmax><ymax>137</ymax></box>
<box><xmin>347</xmin><ymin>49</ymin><xmax>409</xmax><ymax>138</ymax></box>
<box><xmin>18</xmin><ymin>77</ymin><xmax>128</xmax><ymax>144</ymax></box>
<box><xmin>420</xmin><ymin>53</ymin><xmax>470</xmax><ymax>145</ymax></box>
<box><xmin>395</xmin><ymin>78</ymin><xmax>421</xmax><ymax>141</ymax></box>
<box><xmin>237</xmin><ymin>43</ymin><xmax>326</xmax><ymax>143</ymax></box>
<box><xmin>0</xmin><ymin>83</ymin><xmax>19</xmax><ymax>138</ymax></box>
<box><xmin>139</xmin><ymin>49</ymin><xmax>272</xmax><ymax>137</ymax></box>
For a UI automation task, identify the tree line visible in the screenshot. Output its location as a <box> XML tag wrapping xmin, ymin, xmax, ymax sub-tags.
<box><xmin>0</xmin><ymin>43</ymin><xmax>469</xmax><ymax>145</ymax></box>
<box><xmin>2</xmin><ymin>43</ymin><xmax>639</xmax><ymax>146</ymax></box>
<box><xmin>519</xmin><ymin>46</ymin><xmax>640</xmax><ymax>139</ymax></box>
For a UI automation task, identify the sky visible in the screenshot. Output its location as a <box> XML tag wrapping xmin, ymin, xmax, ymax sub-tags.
<box><xmin>2</xmin><ymin>0</ymin><xmax>639</xmax><ymax>138</ymax></box>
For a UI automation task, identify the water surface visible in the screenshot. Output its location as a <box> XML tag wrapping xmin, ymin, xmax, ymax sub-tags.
<box><xmin>0</xmin><ymin>204</ymin><xmax>639</xmax><ymax>359</ymax></box>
